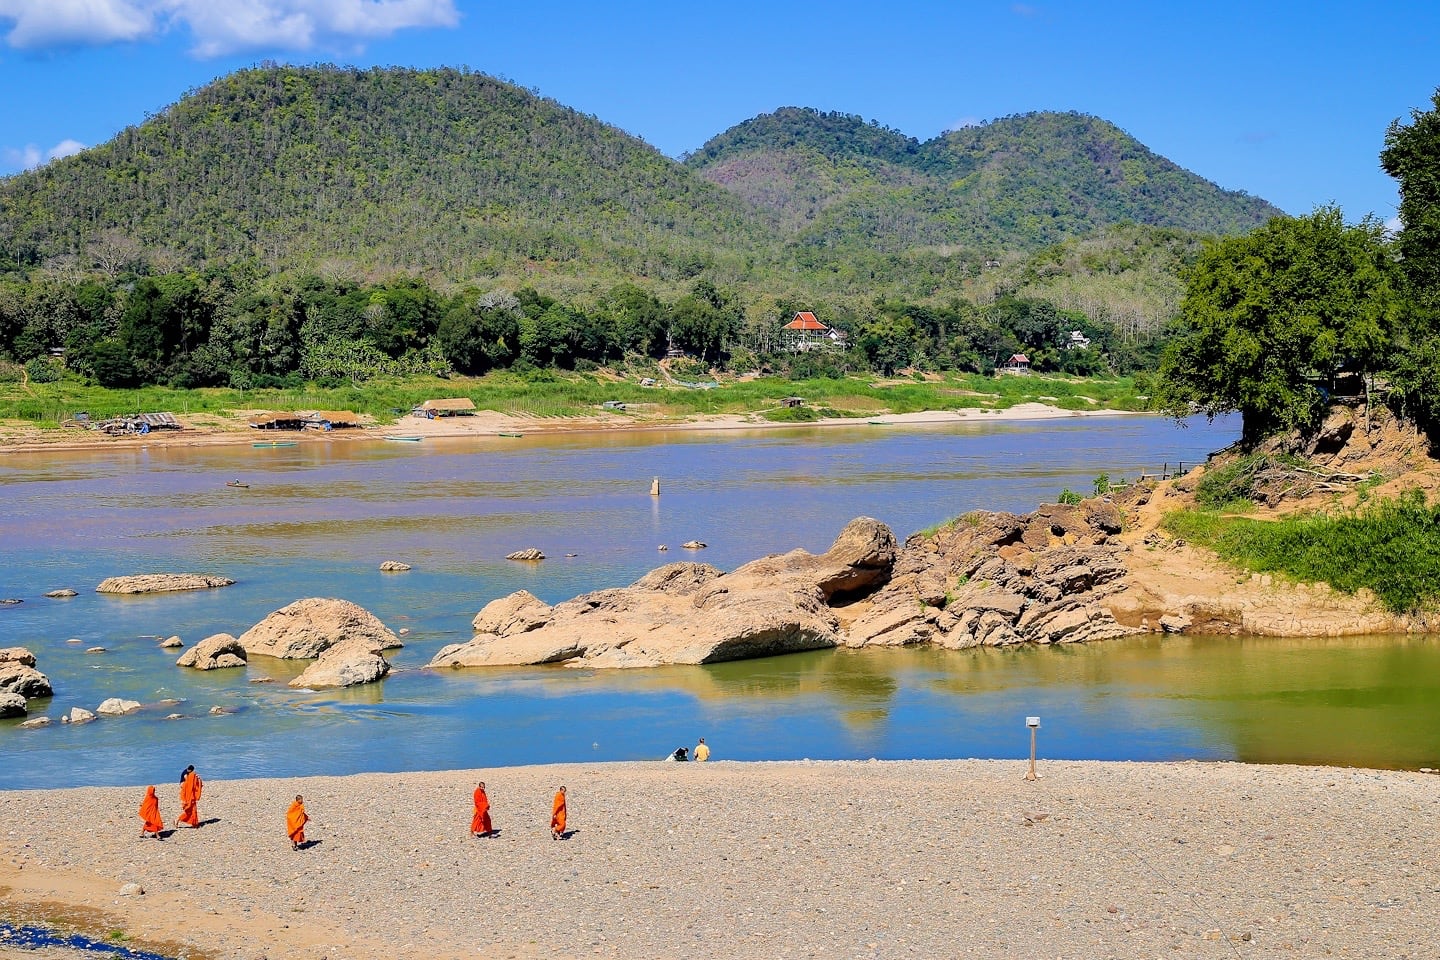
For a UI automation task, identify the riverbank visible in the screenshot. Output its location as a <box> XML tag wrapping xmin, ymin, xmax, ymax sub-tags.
<box><xmin>2</xmin><ymin>759</ymin><xmax>1434</xmax><ymax>960</ymax></box>
<box><xmin>0</xmin><ymin>401</ymin><xmax>1136</xmax><ymax>454</ymax></box>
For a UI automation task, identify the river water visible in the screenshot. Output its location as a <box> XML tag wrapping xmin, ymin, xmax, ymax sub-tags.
<box><xmin>4</xmin><ymin>413</ymin><xmax>1437</xmax><ymax>789</ymax></box>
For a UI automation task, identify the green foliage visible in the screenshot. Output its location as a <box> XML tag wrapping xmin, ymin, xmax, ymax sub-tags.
<box><xmin>1155</xmin><ymin>207</ymin><xmax>1400</xmax><ymax>443</ymax></box>
<box><xmin>1057</xmin><ymin>489</ymin><xmax>1083</xmax><ymax>505</ymax></box>
<box><xmin>1162</xmin><ymin>491</ymin><xmax>1440</xmax><ymax>614</ymax></box>
<box><xmin>24</xmin><ymin>356</ymin><xmax>61</xmax><ymax>383</ymax></box>
<box><xmin>761</xmin><ymin>405</ymin><xmax>821</xmax><ymax>422</ymax></box>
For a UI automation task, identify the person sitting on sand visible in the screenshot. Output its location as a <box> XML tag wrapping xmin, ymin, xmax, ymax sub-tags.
<box><xmin>694</xmin><ymin>737</ymin><xmax>710</xmax><ymax>762</ymax></box>
<box><xmin>471</xmin><ymin>781</ymin><xmax>493</xmax><ymax>838</ymax></box>
<box><xmin>550</xmin><ymin>786</ymin><xmax>567</xmax><ymax>840</ymax></box>
<box><xmin>178</xmin><ymin>764</ymin><xmax>203</xmax><ymax>828</ymax></box>
<box><xmin>139</xmin><ymin>785</ymin><xmax>164</xmax><ymax>839</ymax></box>
<box><xmin>287</xmin><ymin>794</ymin><xmax>309</xmax><ymax>851</ymax></box>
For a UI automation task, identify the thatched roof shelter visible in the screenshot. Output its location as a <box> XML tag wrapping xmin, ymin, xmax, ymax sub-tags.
<box><xmin>300</xmin><ymin>410</ymin><xmax>360</xmax><ymax>428</ymax></box>
<box><xmin>248</xmin><ymin>411</ymin><xmax>305</xmax><ymax>430</ymax></box>
<box><xmin>416</xmin><ymin>398</ymin><xmax>476</xmax><ymax>417</ymax></box>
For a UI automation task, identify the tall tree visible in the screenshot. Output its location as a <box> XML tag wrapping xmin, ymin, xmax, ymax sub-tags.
<box><xmin>1155</xmin><ymin>207</ymin><xmax>1399</xmax><ymax>444</ymax></box>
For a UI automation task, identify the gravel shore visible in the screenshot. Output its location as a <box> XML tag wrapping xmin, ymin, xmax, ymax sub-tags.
<box><xmin>2</xmin><ymin>759</ymin><xmax>1436</xmax><ymax>959</ymax></box>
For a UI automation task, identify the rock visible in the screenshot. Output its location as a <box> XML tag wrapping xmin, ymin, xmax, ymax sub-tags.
<box><xmin>160</xmin><ymin>635</ymin><xmax>183</xmax><ymax>649</ymax></box>
<box><xmin>117</xmin><ymin>883</ymin><xmax>144</xmax><ymax>897</ymax></box>
<box><xmin>379</xmin><ymin>560</ymin><xmax>412</xmax><ymax>571</ymax></box>
<box><xmin>658</xmin><ymin>544</ymin><xmax>668</xmax><ymax>551</ymax></box>
<box><xmin>288</xmin><ymin>639</ymin><xmax>392</xmax><ymax>689</ymax></box>
<box><xmin>63</xmin><ymin>707</ymin><xmax>95</xmax><ymax>724</ymax></box>
<box><xmin>248</xmin><ymin>677</ymin><xmax>274</xmax><ymax>684</ymax></box>
<box><xmin>176</xmin><ymin>633</ymin><xmax>248</xmax><ymax>670</ymax></box>
<box><xmin>164</xmin><ymin>713</ymin><xmax>184</xmax><ymax>721</ymax></box>
<box><xmin>398</xmin><ymin>627</ymin><xmax>410</xmax><ymax>636</ymax></box>
<box><xmin>0</xmin><ymin>647</ymin><xmax>37</xmax><ymax>666</ymax></box>
<box><xmin>431</xmin><ymin>520</ymin><xmax>895</xmax><ymax>670</ymax></box>
<box><xmin>208</xmin><ymin>706</ymin><xmax>232</xmax><ymax>716</ymax></box>
<box><xmin>19</xmin><ymin>716</ymin><xmax>50</xmax><ymax>728</ymax></box>
<box><xmin>0</xmin><ymin>662</ymin><xmax>52</xmax><ymax>699</ymax></box>
<box><xmin>681</xmin><ymin>540</ymin><xmax>708</xmax><ymax>549</ymax></box>
<box><xmin>85</xmin><ymin>646</ymin><xmax>106</xmax><ymax>654</ymax></box>
<box><xmin>96</xmin><ymin>574</ymin><xmax>235</xmax><ymax>594</ymax></box>
<box><xmin>0</xmin><ymin>691</ymin><xmax>27</xmax><ymax>718</ymax></box>
<box><xmin>44</xmin><ymin>589</ymin><xmax>78</xmax><ymax>598</ymax></box>
<box><xmin>505</xmin><ymin>548</ymin><xmax>545</xmax><ymax>561</ymax></box>
<box><xmin>470</xmin><ymin>590</ymin><xmax>555</xmax><ymax>636</ymax></box>
<box><xmin>96</xmin><ymin>698</ymin><xmax>141</xmax><ymax>716</ymax></box>
<box><xmin>0</xmin><ymin>598</ymin><xmax>22</xmax><ymax>604</ymax></box>
<box><xmin>239</xmin><ymin>598</ymin><xmax>401</xmax><ymax>660</ymax></box>
<box><xmin>1159</xmin><ymin>613</ymin><xmax>1193</xmax><ymax>633</ymax></box>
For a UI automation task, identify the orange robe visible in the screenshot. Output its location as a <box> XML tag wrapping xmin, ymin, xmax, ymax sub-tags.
<box><xmin>178</xmin><ymin>771</ymin><xmax>203</xmax><ymax>827</ymax></box>
<box><xmin>550</xmin><ymin>791</ymin><xmax>567</xmax><ymax>835</ymax></box>
<box><xmin>139</xmin><ymin>786</ymin><xmax>163</xmax><ymax>834</ymax></box>
<box><xmin>287</xmin><ymin>800</ymin><xmax>308</xmax><ymax>845</ymax></box>
<box><xmin>471</xmin><ymin>787</ymin><xmax>492</xmax><ymax>835</ymax></box>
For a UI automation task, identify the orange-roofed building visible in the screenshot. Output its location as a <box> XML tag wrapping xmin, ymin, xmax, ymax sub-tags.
<box><xmin>782</xmin><ymin>311</ymin><xmax>833</xmax><ymax>352</ymax></box>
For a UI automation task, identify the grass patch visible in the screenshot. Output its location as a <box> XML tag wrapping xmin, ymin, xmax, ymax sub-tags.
<box><xmin>1195</xmin><ymin>452</ymin><xmax>1310</xmax><ymax>508</ymax></box>
<box><xmin>1162</xmin><ymin>490</ymin><xmax>1440</xmax><ymax>614</ymax></box>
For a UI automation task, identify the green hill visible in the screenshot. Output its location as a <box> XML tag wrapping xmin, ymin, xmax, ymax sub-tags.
<box><xmin>0</xmin><ymin>65</ymin><xmax>773</xmax><ymax>288</ymax></box>
<box><xmin>686</xmin><ymin>107</ymin><xmax>1284</xmax><ymax>254</ymax></box>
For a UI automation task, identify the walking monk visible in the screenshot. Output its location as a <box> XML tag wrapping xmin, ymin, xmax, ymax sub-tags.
<box><xmin>287</xmin><ymin>794</ymin><xmax>309</xmax><ymax>851</ymax></box>
<box><xmin>138</xmin><ymin>785</ymin><xmax>163</xmax><ymax>839</ymax></box>
<box><xmin>471</xmin><ymin>781</ymin><xmax>493</xmax><ymax>838</ymax></box>
<box><xmin>178</xmin><ymin>764</ymin><xmax>203</xmax><ymax>828</ymax></box>
<box><xmin>550</xmin><ymin>785</ymin><xmax>567</xmax><ymax>840</ymax></box>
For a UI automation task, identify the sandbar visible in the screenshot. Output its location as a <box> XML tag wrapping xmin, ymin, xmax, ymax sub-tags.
<box><xmin>2</xmin><ymin>759</ymin><xmax>1434</xmax><ymax>959</ymax></box>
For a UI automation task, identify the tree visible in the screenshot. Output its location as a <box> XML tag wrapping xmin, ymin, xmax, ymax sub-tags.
<box><xmin>1155</xmin><ymin>207</ymin><xmax>1399</xmax><ymax>444</ymax></box>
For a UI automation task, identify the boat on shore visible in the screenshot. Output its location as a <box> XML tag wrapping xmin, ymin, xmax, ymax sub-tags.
<box><xmin>253</xmin><ymin>440</ymin><xmax>298</xmax><ymax>448</ymax></box>
<box><xmin>225</xmin><ymin>480</ymin><xmax>250</xmax><ymax>488</ymax></box>
<box><xmin>498</xmin><ymin>432</ymin><xmax>524</xmax><ymax>438</ymax></box>
<box><xmin>384</xmin><ymin>435</ymin><xmax>423</xmax><ymax>442</ymax></box>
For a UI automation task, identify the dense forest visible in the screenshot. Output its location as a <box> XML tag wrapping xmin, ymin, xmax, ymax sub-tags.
<box><xmin>0</xmin><ymin>65</ymin><xmax>1284</xmax><ymax>389</ymax></box>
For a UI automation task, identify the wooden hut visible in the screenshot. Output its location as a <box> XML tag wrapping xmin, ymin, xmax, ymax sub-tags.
<box><xmin>300</xmin><ymin>410</ymin><xmax>359</xmax><ymax>430</ymax></box>
<box><xmin>414</xmin><ymin>398</ymin><xmax>477</xmax><ymax>418</ymax></box>
<box><xmin>248</xmin><ymin>411</ymin><xmax>306</xmax><ymax>431</ymax></box>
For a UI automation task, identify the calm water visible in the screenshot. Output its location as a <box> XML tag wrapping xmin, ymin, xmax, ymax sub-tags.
<box><xmin>5</xmin><ymin>413</ymin><xmax>1435</xmax><ymax>789</ymax></box>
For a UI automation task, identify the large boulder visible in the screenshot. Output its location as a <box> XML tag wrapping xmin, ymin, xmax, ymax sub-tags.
<box><xmin>176</xmin><ymin>633</ymin><xmax>248</xmax><ymax>670</ymax></box>
<box><xmin>430</xmin><ymin>521</ymin><xmax>896</xmax><ymax>670</ymax></box>
<box><xmin>0</xmin><ymin>662</ymin><xmax>52</xmax><ymax>699</ymax></box>
<box><xmin>239</xmin><ymin>598</ymin><xmax>402</xmax><ymax>660</ymax></box>
<box><xmin>289</xmin><ymin>637</ymin><xmax>392</xmax><ymax>689</ymax></box>
<box><xmin>0</xmin><ymin>691</ymin><xmax>26</xmax><ymax>718</ymax></box>
<box><xmin>96</xmin><ymin>698</ymin><xmax>141</xmax><ymax>716</ymax></box>
<box><xmin>0</xmin><ymin>647</ymin><xmax>37</xmax><ymax>666</ymax></box>
<box><xmin>97</xmin><ymin>574</ymin><xmax>234</xmax><ymax>594</ymax></box>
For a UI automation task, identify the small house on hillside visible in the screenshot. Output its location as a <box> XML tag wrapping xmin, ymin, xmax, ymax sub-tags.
<box><xmin>1001</xmin><ymin>353</ymin><xmax>1031</xmax><ymax>375</ymax></box>
<box><xmin>1065</xmin><ymin>330</ymin><xmax>1091</xmax><ymax>351</ymax></box>
<box><xmin>782</xmin><ymin>311</ymin><xmax>833</xmax><ymax>352</ymax></box>
<box><xmin>414</xmin><ymin>398</ymin><xmax>476</xmax><ymax>418</ymax></box>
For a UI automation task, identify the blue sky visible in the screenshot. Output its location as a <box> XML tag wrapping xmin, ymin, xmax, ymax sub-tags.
<box><xmin>1</xmin><ymin>1</ymin><xmax>1437</xmax><ymax>227</ymax></box>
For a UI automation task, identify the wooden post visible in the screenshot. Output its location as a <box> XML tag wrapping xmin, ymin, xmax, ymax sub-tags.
<box><xmin>1025</xmin><ymin>717</ymin><xmax>1040</xmax><ymax>781</ymax></box>
<box><xmin>650</xmin><ymin>477</ymin><xmax>660</xmax><ymax>497</ymax></box>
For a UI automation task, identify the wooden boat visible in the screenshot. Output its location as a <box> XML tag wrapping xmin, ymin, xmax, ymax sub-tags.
<box><xmin>498</xmin><ymin>432</ymin><xmax>524</xmax><ymax>438</ymax></box>
<box><xmin>383</xmin><ymin>435</ymin><xmax>423</xmax><ymax>442</ymax></box>
<box><xmin>225</xmin><ymin>480</ymin><xmax>250</xmax><ymax>489</ymax></box>
<box><xmin>253</xmin><ymin>440</ymin><xmax>298</xmax><ymax>448</ymax></box>
<box><xmin>867</xmin><ymin>420</ymin><xmax>891</xmax><ymax>425</ymax></box>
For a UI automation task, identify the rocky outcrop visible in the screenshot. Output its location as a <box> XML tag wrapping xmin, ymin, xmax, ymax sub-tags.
<box><xmin>176</xmin><ymin>633</ymin><xmax>248</xmax><ymax>670</ymax></box>
<box><xmin>96</xmin><ymin>574</ymin><xmax>235</xmax><ymax>595</ymax></box>
<box><xmin>96</xmin><ymin>698</ymin><xmax>141</xmax><ymax>716</ymax></box>
<box><xmin>160</xmin><ymin>635</ymin><xmax>184</xmax><ymax>648</ymax></box>
<box><xmin>431</xmin><ymin>518</ymin><xmax>897</xmax><ymax>670</ymax></box>
<box><xmin>505</xmin><ymin>548</ymin><xmax>545</xmax><ymax>561</ymax></box>
<box><xmin>239</xmin><ymin>598</ymin><xmax>402</xmax><ymax>660</ymax></box>
<box><xmin>62</xmin><ymin>707</ymin><xmax>95</xmax><ymax>724</ymax></box>
<box><xmin>0</xmin><ymin>691</ymin><xmax>27</xmax><ymax>718</ymax></box>
<box><xmin>843</xmin><ymin>500</ymin><xmax>1137</xmax><ymax>650</ymax></box>
<box><xmin>379</xmin><ymin>561</ymin><xmax>412</xmax><ymax>572</ymax></box>
<box><xmin>44</xmin><ymin>589</ymin><xmax>77</xmax><ymax>598</ymax></box>
<box><xmin>0</xmin><ymin>647</ymin><xmax>37</xmax><ymax>667</ymax></box>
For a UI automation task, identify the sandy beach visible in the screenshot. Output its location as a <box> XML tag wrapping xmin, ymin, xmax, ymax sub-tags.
<box><xmin>0</xmin><ymin>402</ymin><xmax>1136</xmax><ymax>455</ymax></box>
<box><xmin>3</xmin><ymin>759</ymin><xmax>1435</xmax><ymax>960</ymax></box>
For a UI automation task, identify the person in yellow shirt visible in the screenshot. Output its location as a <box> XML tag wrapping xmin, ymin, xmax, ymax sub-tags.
<box><xmin>693</xmin><ymin>737</ymin><xmax>710</xmax><ymax>762</ymax></box>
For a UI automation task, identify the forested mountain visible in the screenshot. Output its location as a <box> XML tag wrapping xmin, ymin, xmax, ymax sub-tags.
<box><xmin>0</xmin><ymin>66</ymin><xmax>774</xmax><ymax>287</ymax></box>
<box><xmin>686</xmin><ymin>107</ymin><xmax>1284</xmax><ymax>253</ymax></box>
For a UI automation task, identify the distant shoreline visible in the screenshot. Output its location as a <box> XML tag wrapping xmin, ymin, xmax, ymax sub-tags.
<box><xmin>1</xmin><ymin>758</ymin><xmax>1432</xmax><ymax>960</ymax></box>
<box><xmin>0</xmin><ymin>402</ymin><xmax>1142</xmax><ymax>455</ymax></box>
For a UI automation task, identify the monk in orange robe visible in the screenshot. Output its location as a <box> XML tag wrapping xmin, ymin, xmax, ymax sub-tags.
<box><xmin>471</xmin><ymin>781</ymin><xmax>493</xmax><ymax>838</ymax></box>
<box><xmin>550</xmin><ymin>786</ymin><xmax>567</xmax><ymax>840</ymax></box>
<box><xmin>287</xmin><ymin>794</ymin><xmax>309</xmax><ymax>850</ymax></box>
<box><xmin>178</xmin><ymin>765</ymin><xmax>203</xmax><ymax>828</ymax></box>
<box><xmin>138</xmin><ymin>785</ymin><xmax>163</xmax><ymax>838</ymax></box>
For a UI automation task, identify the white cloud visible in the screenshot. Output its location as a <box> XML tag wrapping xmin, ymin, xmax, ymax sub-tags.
<box><xmin>2</xmin><ymin>137</ymin><xmax>88</xmax><ymax>171</ymax></box>
<box><xmin>0</xmin><ymin>0</ymin><xmax>459</xmax><ymax>55</ymax></box>
<box><xmin>1386</xmin><ymin>216</ymin><xmax>1403</xmax><ymax>235</ymax></box>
